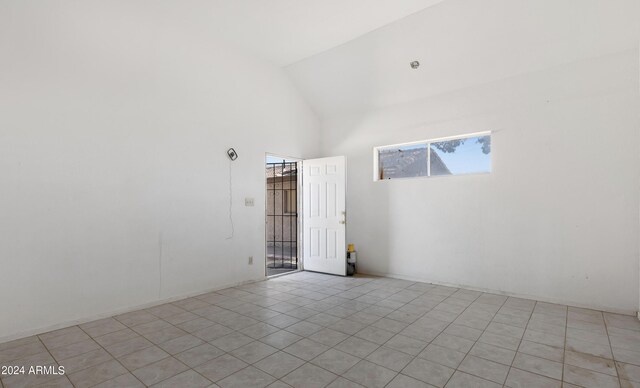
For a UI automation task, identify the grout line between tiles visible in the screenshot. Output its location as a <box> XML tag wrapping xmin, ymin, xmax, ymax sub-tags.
<box><xmin>602</xmin><ymin>312</ymin><xmax>623</xmax><ymax>388</ymax></box>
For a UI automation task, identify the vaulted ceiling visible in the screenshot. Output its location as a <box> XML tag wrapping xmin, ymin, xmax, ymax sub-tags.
<box><xmin>285</xmin><ymin>0</ymin><xmax>640</xmax><ymax>117</ymax></box>
<box><xmin>148</xmin><ymin>0</ymin><xmax>447</xmax><ymax>66</ymax></box>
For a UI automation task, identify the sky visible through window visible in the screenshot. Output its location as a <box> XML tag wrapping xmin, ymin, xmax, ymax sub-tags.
<box><xmin>431</xmin><ymin>136</ymin><xmax>491</xmax><ymax>175</ymax></box>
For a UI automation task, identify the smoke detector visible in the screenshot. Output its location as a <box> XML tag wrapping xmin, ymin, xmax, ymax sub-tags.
<box><xmin>410</xmin><ymin>61</ymin><xmax>420</xmax><ymax>69</ymax></box>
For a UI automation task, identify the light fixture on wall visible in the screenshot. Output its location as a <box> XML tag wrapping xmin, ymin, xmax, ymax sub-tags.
<box><xmin>226</xmin><ymin>147</ymin><xmax>237</xmax><ymax>240</ymax></box>
<box><xmin>410</xmin><ymin>61</ymin><xmax>420</xmax><ymax>69</ymax></box>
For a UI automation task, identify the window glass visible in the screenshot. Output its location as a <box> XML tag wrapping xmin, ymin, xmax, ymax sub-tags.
<box><xmin>429</xmin><ymin>135</ymin><xmax>491</xmax><ymax>176</ymax></box>
<box><xmin>378</xmin><ymin>144</ymin><xmax>428</xmax><ymax>180</ymax></box>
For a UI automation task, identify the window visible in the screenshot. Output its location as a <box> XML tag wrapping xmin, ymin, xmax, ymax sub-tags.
<box><xmin>374</xmin><ymin>132</ymin><xmax>491</xmax><ymax>180</ymax></box>
<box><xmin>378</xmin><ymin>144</ymin><xmax>428</xmax><ymax>180</ymax></box>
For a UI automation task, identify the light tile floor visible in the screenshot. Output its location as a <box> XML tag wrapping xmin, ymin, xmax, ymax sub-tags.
<box><xmin>1</xmin><ymin>272</ymin><xmax>640</xmax><ymax>387</ymax></box>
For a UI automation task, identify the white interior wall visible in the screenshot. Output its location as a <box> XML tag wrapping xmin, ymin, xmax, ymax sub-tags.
<box><xmin>321</xmin><ymin>50</ymin><xmax>640</xmax><ymax>314</ymax></box>
<box><xmin>0</xmin><ymin>2</ymin><xmax>319</xmax><ymax>341</ymax></box>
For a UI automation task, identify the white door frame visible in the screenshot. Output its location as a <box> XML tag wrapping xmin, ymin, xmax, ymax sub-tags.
<box><xmin>264</xmin><ymin>153</ymin><xmax>303</xmax><ymax>278</ymax></box>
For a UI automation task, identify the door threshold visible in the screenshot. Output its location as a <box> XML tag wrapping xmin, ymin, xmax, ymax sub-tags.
<box><xmin>267</xmin><ymin>269</ymin><xmax>302</xmax><ymax>279</ymax></box>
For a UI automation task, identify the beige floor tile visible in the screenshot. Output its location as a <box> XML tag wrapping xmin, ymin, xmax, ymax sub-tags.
<box><xmin>164</xmin><ymin>312</ymin><xmax>200</xmax><ymax>326</ymax></box>
<box><xmin>486</xmin><ymin>322</ymin><xmax>526</xmax><ymax>339</ymax></box>
<box><xmin>158</xmin><ymin>334</ymin><xmax>204</xmax><ymax>355</ymax></box>
<box><xmin>443</xmin><ymin>324</ymin><xmax>483</xmax><ymax>341</ymax></box>
<box><xmin>5</xmin><ymin>351</ymin><xmax>55</xmax><ymax>369</ymax></box>
<box><xmin>384</xmin><ymin>334</ymin><xmax>428</xmax><ymax>356</ymax></box>
<box><xmin>144</xmin><ymin>326</ymin><xmax>188</xmax><ymax>345</ymax></box>
<box><xmin>469</xmin><ymin>343</ymin><xmax>516</xmax><ymax>367</ymax></box>
<box><xmin>334</xmin><ymin>336</ymin><xmax>379</xmax><ymax>358</ymax></box>
<box><xmin>331</xmin><ymin>319</ymin><xmax>366</xmax><ymax>335</ymax></box>
<box><xmin>254</xmin><ymin>351</ymin><xmax>306</xmax><ymax>379</ymax></box>
<box><xmin>104</xmin><ymin>336</ymin><xmax>153</xmax><ymax>358</ymax></box>
<box><xmin>132</xmin><ymin>357</ymin><xmax>189</xmax><ymax>386</ymax></box>
<box><xmin>93</xmin><ymin>373</ymin><xmax>145</xmax><ymax>388</ymax></box>
<box><xmin>146</xmin><ymin>304</ymin><xmax>186</xmax><ymax>319</ymax></box>
<box><xmin>504</xmin><ymin>368</ymin><xmax>561</xmax><ymax>388</ymax></box>
<box><xmin>0</xmin><ymin>341</ymin><xmax>47</xmax><ymax>365</ymax></box>
<box><xmin>240</xmin><ymin>323</ymin><xmax>281</xmax><ymax>340</ymax></box>
<box><xmin>118</xmin><ymin>346</ymin><xmax>169</xmax><ymax>371</ymax></box>
<box><xmin>3</xmin><ymin>273</ymin><xmax>638</xmax><ymax>388</ymax></box>
<box><xmin>563</xmin><ymin>364</ymin><xmax>620</xmax><ymax>388</ymax></box>
<box><xmin>194</xmin><ymin>354</ymin><xmax>248</xmax><ymax>382</ymax></box>
<box><xmin>230</xmin><ymin>341</ymin><xmax>278</xmax><ymax>364</ymax></box>
<box><xmin>567</xmin><ymin>327</ymin><xmax>610</xmax><ymax>345</ymax></box>
<box><xmin>613</xmin><ymin>346</ymin><xmax>640</xmax><ymax>365</ymax></box>
<box><xmin>492</xmin><ymin>313</ymin><xmax>529</xmax><ymax>328</ymax></box>
<box><xmin>353</xmin><ymin>326</ymin><xmax>395</xmax><ymax>345</ymax></box>
<box><xmin>282</xmin><ymin>363</ymin><xmax>337</xmax><ymax>388</ymax></box>
<box><xmin>512</xmin><ymin>352</ymin><xmax>562</xmax><ymax>380</ymax></box>
<box><xmin>478</xmin><ymin>331</ymin><xmax>521</xmax><ymax>351</ymax></box>
<box><xmin>366</xmin><ymin>347</ymin><xmax>413</xmax><ymax>372</ymax></box>
<box><xmin>402</xmin><ymin>357</ymin><xmax>455</xmax><ymax>387</ymax></box>
<box><xmin>80</xmin><ymin>318</ymin><xmax>127</xmax><ymax>338</ymax></box>
<box><xmin>518</xmin><ymin>340</ymin><xmax>564</xmax><ymax>363</ymax></box>
<box><xmin>175</xmin><ymin>343</ymin><xmax>225</xmax><ymax>368</ymax></box>
<box><xmin>192</xmin><ymin>323</ymin><xmax>235</xmax><ymax>341</ymax></box>
<box><xmin>217</xmin><ymin>366</ymin><xmax>276</xmax><ymax>388</ymax></box>
<box><xmin>432</xmin><ymin>333</ymin><xmax>475</xmax><ymax>353</ymax></box>
<box><xmin>39</xmin><ymin>326</ymin><xmax>84</xmax><ymax>342</ymax></box>
<box><xmin>458</xmin><ymin>355</ymin><xmax>510</xmax><ymax>384</ymax></box>
<box><xmin>565</xmin><ymin>350</ymin><xmax>617</xmax><ymax>376</ymax></box>
<box><xmin>326</xmin><ymin>376</ymin><xmax>367</xmax><ymax>388</ymax></box>
<box><xmin>522</xmin><ymin>329</ymin><xmax>564</xmax><ymax>348</ymax></box>
<box><xmin>67</xmin><ymin>359</ymin><xmax>128</xmax><ymax>388</ymax></box>
<box><xmin>211</xmin><ymin>333</ymin><xmax>254</xmax><ymax>352</ymax></box>
<box><xmin>307</xmin><ymin>328</ymin><xmax>349</xmax><ymax>347</ymax></box>
<box><xmin>285</xmin><ymin>321</ymin><xmax>322</xmax><ymax>337</ymax></box>
<box><xmin>618</xmin><ymin>362</ymin><xmax>640</xmax><ymax>383</ymax></box>
<box><xmin>566</xmin><ymin>337</ymin><xmax>613</xmax><ymax>359</ymax></box>
<box><xmin>283</xmin><ymin>338</ymin><xmax>329</xmax><ymax>361</ymax></box>
<box><xmin>312</xmin><ymin>349</ymin><xmax>361</xmax><ymax>375</ymax></box>
<box><xmin>171</xmin><ymin>297</ymin><xmax>210</xmax><ymax>311</ymax></box>
<box><xmin>177</xmin><ymin>317</ymin><xmax>217</xmax><ymax>333</ymax></box>
<box><xmin>445</xmin><ymin>371</ymin><xmax>501</xmax><ymax>388</ymax></box>
<box><xmin>48</xmin><ymin>339</ymin><xmax>101</xmax><ymax>361</ymax></box>
<box><xmin>259</xmin><ymin>331</ymin><xmax>303</xmax><ymax>349</ymax></box>
<box><xmin>130</xmin><ymin>320</ymin><xmax>173</xmax><ymax>337</ymax></box>
<box><xmin>114</xmin><ymin>311</ymin><xmax>158</xmax><ymax>327</ymax></box>
<box><xmin>0</xmin><ymin>336</ymin><xmax>40</xmax><ymax>353</ymax></box>
<box><xmin>386</xmin><ymin>374</ymin><xmax>432</xmax><ymax>388</ymax></box>
<box><xmin>418</xmin><ymin>343</ymin><xmax>467</xmax><ymax>369</ymax></box>
<box><xmin>93</xmin><ymin>328</ymin><xmax>139</xmax><ymax>347</ymax></box>
<box><xmin>342</xmin><ymin>360</ymin><xmax>397</xmax><ymax>388</ymax></box>
<box><xmin>60</xmin><ymin>348</ymin><xmax>114</xmax><ymax>374</ymax></box>
<box><xmin>304</xmin><ymin>313</ymin><xmax>342</xmax><ymax>327</ymax></box>
<box><xmin>40</xmin><ymin>330</ymin><xmax>91</xmax><ymax>350</ymax></box>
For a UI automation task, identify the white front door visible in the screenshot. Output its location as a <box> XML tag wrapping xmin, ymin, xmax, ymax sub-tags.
<box><xmin>302</xmin><ymin>156</ymin><xmax>346</xmax><ymax>276</ymax></box>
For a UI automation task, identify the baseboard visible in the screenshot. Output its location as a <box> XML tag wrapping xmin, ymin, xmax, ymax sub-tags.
<box><xmin>359</xmin><ymin>270</ymin><xmax>637</xmax><ymax>316</ymax></box>
<box><xmin>0</xmin><ymin>275</ymin><xmax>266</xmax><ymax>344</ymax></box>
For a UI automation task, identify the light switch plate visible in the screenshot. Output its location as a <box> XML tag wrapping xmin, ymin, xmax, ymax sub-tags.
<box><xmin>245</xmin><ymin>197</ymin><xmax>255</xmax><ymax>207</ymax></box>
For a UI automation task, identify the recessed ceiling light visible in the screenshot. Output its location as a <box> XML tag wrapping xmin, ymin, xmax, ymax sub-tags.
<box><xmin>410</xmin><ymin>61</ymin><xmax>420</xmax><ymax>69</ymax></box>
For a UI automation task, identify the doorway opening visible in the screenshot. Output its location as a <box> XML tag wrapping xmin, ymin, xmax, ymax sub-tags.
<box><xmin>266</xmin><ymin>155</ymin><xmax>300</xmax><ymax>277</ymax></box>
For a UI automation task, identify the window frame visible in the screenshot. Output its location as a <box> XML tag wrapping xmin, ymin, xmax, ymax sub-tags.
<box><xmin>373</xmin><ymin>131</ymin><xmax>492</xmax><ymax>181</ymax></box>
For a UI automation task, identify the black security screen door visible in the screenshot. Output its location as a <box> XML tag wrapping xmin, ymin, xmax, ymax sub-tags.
<box><xmin>266</xmin><ymin>160</ymin><xmax>298</xmax><ymax>276</ymax></box>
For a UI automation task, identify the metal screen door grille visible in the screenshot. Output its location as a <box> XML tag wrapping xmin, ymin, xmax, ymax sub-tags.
<box><xmin>266</xmin><ymin>161</ymin><xmax>298</xmax><ymax>273</ymax></box>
